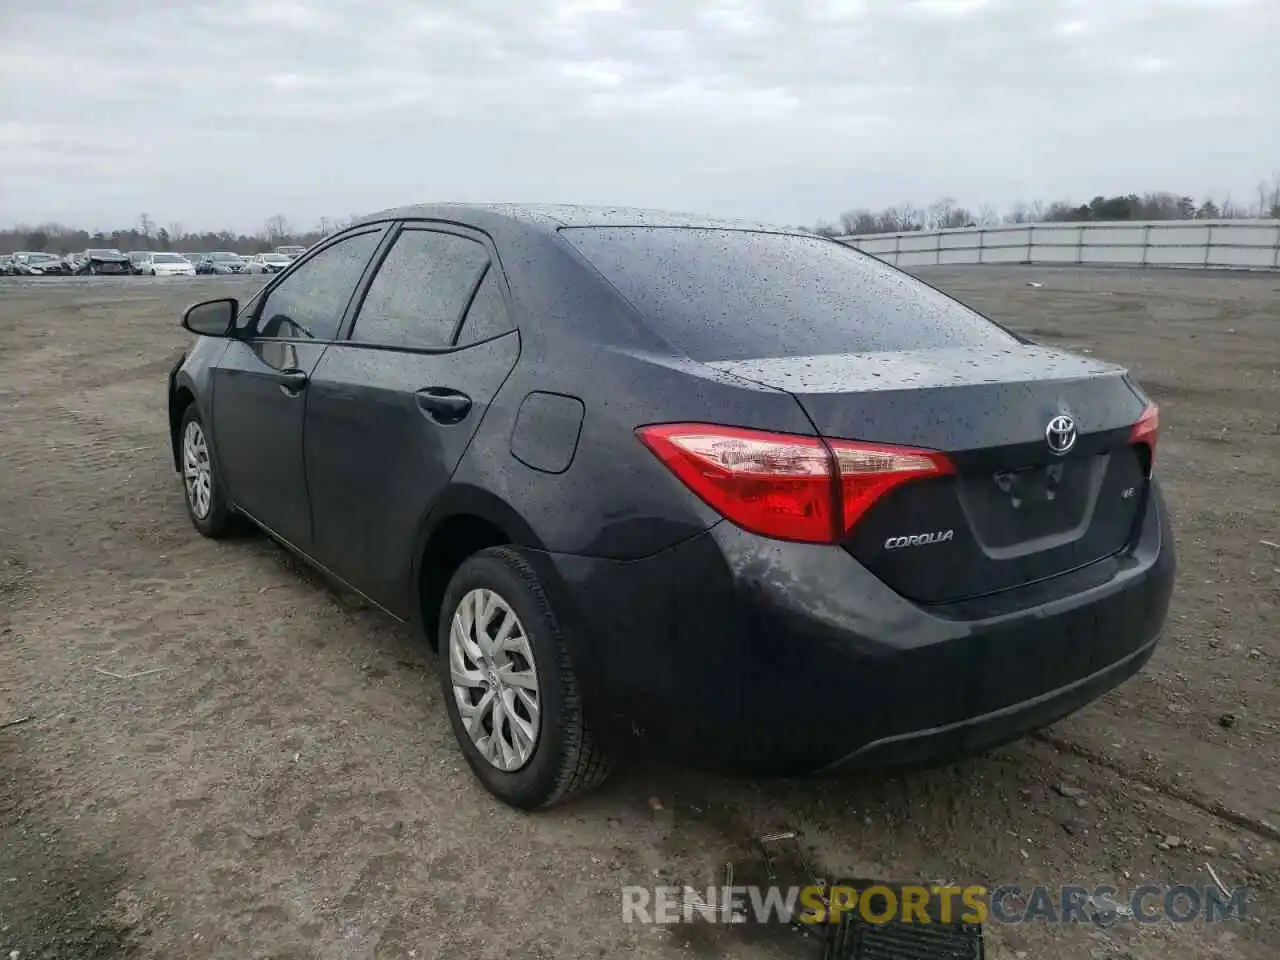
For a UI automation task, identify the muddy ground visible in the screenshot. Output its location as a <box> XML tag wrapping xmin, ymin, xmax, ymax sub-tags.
<box><xmin>0</xmin><ymin>266</ymin><xmax>1276</xmax><ymax>959</ymax></box>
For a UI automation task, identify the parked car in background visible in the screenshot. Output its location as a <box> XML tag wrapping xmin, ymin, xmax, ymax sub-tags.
<box><xmin>142</xmin><ymin>252</ymin><xmax>197</xmax><ymax>277</ymax></box>
<box><xmin>195</xmin><ymin>252</ymin><xmax>248</xmax><ymax>275</ymax></box>
<box><xmin>165</xmin><ymin>203</ymin><xmax>1173</xmax><ymax>809</ymax></box>
<box><xmin>73</xmin><ymin>248</ymin><xmax>131</xmax><ymax>275</ymax></box>
<box><xmin>0</xmin><ymin>254</ymin><xmax>11</xmax><ymax>274</ymax></box>
<box><xmin>275</xmin><ymin>245</ymin><xmax>306</xmax><ymax>260</ymax></box>
<box><xmin>244</xmin><ymin>252</ymin><xmax>291</xmax><ymax>275</ymax></box>
<box><xmin>8</xmin><ymin>252</ymin><xmax>69</xmax><ymax>276</ymax></box>
<box><xmin>128</xmin><ymin>251</ymin><xmax>151</xmax><ymax>274</ymax></box>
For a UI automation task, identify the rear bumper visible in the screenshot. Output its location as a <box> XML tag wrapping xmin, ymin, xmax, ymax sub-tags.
<box><xmin>824</xmin><ymin>629</ymin><xmax>1158</xmax><ymax>771</ymax></box>
<box><xmin>532</xmin><ymin>481</ymin><xmax>1175</xmax><ymax>774</ymax></box>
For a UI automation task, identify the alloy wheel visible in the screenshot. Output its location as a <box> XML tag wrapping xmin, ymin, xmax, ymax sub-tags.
<box><xmin>449</xmin><ymin>588</ymin><xmax>542</xmax><ymax>772</ymax></box>
<box><xmin>182</xmin><ymin>420</ymin><xmax>213</xmax><ymax>519</ymax></box>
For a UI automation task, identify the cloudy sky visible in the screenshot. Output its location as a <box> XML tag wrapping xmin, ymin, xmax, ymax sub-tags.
<box><xmin>1</xmin><ymin>0</ymin><xmax>1275</xmax><ymax>233</ymax></box>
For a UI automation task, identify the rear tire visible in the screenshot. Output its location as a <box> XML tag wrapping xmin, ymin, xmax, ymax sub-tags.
<box><xmin>178</xmin><ymin>404</ymin><xmax>236</xmax><ymax>539</ymax></box>
<box><xmin>438</xmin><ymin>547</ymin><xmax>613</xmax><ymax>809</ymax></box>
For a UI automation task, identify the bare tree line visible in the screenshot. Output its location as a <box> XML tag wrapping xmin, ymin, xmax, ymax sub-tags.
<box><xmin>806</xmin><ymin>174</ymin><xmax>1280</xmax><ymax>237</ymax></box>
<box><xmin>3</xmin><ymin>176</ymin><xmax>1279</xmax><ymax>255</ymax></box>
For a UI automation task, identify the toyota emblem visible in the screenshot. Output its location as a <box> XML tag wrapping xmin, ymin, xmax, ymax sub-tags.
<box><xmin>1045</xmin><ymin>415</ymin><xmax>1077</xmax><ymax>456</ymax></box>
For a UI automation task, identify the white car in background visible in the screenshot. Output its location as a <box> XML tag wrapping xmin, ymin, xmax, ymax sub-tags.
<box><xmin>144</xmin><ymin>253</ymin><xmax>196</xmax><ymax>277</ymax></box>
<box><xmin>244</xmin><ymin>252</ymin><xmax>291</xmax><ymax>275</ymax></box>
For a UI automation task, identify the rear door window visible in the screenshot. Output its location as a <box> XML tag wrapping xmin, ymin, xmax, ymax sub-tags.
<box><xmin>559</xmin><ymin>227</ymin><xmax>1018</xmax><ymax>361</ymax></box>
<box><xmin>455</xmin><ymin>268</ymin><xmax>514</xmax><ymax>346</ymax></box>
<box><xmin>350</xmin><ymin>229</ymin><xmax>490</xmax><ymax>349</ymax></box>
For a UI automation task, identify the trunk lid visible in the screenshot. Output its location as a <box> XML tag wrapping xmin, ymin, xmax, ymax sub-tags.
<box><xmin>710</xmin><ymin>345</ymin><xmax>1150</xmax><ymax>604</ymax></box>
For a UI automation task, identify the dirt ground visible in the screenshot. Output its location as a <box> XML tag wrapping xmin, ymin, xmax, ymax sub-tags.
<box><xmin>0</xmin><ymin>266</ymin><xmax>1276</xmax><ymax>960</ymax></box>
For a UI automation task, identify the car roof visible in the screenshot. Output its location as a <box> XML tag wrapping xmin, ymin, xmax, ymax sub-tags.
<box><xmin>352</xmin><ymin>202</ymin><xmax>792</xmax><ymax>236</ymax></box>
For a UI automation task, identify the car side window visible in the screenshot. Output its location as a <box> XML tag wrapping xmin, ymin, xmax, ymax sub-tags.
<box><xmin>455</xmin><ymin>268</ymin><xmax>515</xmax><ymax>346</ymax></box>
<box><xmin>349</xmin><ymin>229</ymin><xmax>490</xmax><ymax>350</ymax></box>
<box><xmin>255</xmin><ymin>231</ymin><xmax>380</xmax><ymax>341</ymax></box>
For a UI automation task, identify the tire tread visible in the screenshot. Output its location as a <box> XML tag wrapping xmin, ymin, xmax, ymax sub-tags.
<box><xmin>487</xmin><ymin>546</ymin><xmax>614</xmax><ymax>807</ymax></box>
<box><xmin>178</xmin><ymin>404</ymin><xmax>238</xmax><ymax>539</ymax></box>
<box><xmin>447</xmin><ymin>546</ymin><xmax>614</xmax><ymax>808</ymax></box>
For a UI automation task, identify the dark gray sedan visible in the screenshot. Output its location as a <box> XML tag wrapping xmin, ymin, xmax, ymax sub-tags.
<box><xmin>166</xmin><ymin>204</ymin><xmax>1174</xmax><ymax>810</ymax></box>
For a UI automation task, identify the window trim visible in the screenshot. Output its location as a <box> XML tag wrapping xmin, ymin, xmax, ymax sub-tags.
<box><xmin>452</xmin><ymin>265</ymin><xmax>523</xmax><ymax>349</ymax></box>
<box><xmin>333</xmin><ymin>220</ymin><xmax>517</xmax><ymax>355</ymax></box>
<box><xmin>447</xmin><ymin>263</ymin><xmax>493</xmax><ymax>345</ymax></box>
<box><xmin>246</xmin><ymin>222</ymin><xmax>392</xmax><ymax>343</ymax></box>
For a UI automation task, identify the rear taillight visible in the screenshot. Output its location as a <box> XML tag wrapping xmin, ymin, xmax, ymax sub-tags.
<box><xmin>827</xmin><ymin>439</ymin><xmax>955</xmax><ymax>534</ymax></box>
<box><xmin>635</xmin><ymin>423</ymin><xmax>953</xmax><ymax>544</ymax></box>
<box><xmin>636</xmin><ymin>424</ymin><xmax>835</xmax><ymax>542</ymax></box>
<box><xmin>1129</xmin><ymin>404</ymin><xmax>1159</xmax><ymax>470</ymax></box>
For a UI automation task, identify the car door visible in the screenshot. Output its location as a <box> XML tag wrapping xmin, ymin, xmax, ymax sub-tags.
<box><xmin>211</xmin><ymin>226</ymin><xmax>386</xmax><ymax>550</ymax></box>
<box><xmin>304</xmin><ymin>223</ymin><xmax>520</xmax><ymax>615</ymax></box>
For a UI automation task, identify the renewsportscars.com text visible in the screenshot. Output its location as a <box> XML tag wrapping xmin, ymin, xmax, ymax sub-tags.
<box><xmin>621</xmin><ymin>884</ymin><xmax>1250</xmax><ymax>926</ymax></box>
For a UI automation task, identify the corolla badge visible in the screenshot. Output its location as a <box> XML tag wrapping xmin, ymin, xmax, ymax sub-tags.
<box><xmin>884</xmin><ymin>529</ymin><xmax>954</xmax><ymax>550</ymax></box>
<box><xmin>1045</xmin><ymin>414</ymin><xmax>1077</xmax><ymax>456</ymax></box>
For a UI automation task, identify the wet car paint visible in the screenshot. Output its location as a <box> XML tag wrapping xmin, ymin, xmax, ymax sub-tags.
<box><xmin>167</xmin><ymin>203</ymin><xmax>1175</xmax><ymax>771</ymax></box>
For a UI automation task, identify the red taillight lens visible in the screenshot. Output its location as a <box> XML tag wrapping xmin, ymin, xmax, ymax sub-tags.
<box><xmin>1129</xmin><ymin>404</ymin><xmax>1159</xmax><ymax>470</ymax></box>
<box><xmin>828</xmin><ymin>439</ymin><xmax>955</xmax><ymax>534</ymax></box>
<box><xmin>635</xmin><ymin>424</ymin><xmax>952</xmax><ymax>544</ymax></box>
<box><xmin>636</xmin><ymin>424</ymin><xmax>837</xmax><ymax>542</ymax></box>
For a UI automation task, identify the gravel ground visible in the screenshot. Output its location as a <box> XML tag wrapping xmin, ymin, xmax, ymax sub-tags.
<box><xmin>0</xmin><ymin>266</ymin><xmax>1276</xmax><ymax>960</ymax></box>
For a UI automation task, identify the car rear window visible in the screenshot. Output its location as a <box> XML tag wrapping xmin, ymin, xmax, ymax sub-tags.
<box><xmin>559</xmin><ymin>227</ymin><xmax>1017</xmax><ymax>361</ymax></box>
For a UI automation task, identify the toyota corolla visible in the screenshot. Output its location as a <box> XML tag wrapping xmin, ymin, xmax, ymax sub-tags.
<box><xmin>166</xmin><ymin>204</ymin><xmax>1174</xmax><ymax>809</ymax></box>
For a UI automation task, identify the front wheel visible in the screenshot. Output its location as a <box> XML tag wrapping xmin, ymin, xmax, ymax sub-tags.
<box><xmin>438</xmin><ymin>547</ymin><xmax>613</xmax><ymax>809</ymax></box>
<box><xmin>178</xmin><ymin>405</ymin><xmax>235</xmax><ymax>538</ymax></box>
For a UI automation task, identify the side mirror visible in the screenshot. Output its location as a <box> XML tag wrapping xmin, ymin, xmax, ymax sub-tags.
<box><xmin>182</xmin><ymin>298</ymin><xmax>239</xmax><ymax>338</ymax></box>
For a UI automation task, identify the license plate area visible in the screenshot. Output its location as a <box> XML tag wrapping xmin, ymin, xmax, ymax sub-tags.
<box><xmin>956</xmin><ymin>455</ymin><xmax>1107</xmax><ymax>551</ymax></box>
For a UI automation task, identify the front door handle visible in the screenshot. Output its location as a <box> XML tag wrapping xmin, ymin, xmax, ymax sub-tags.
<box><xmin>416</xmin><ymin>387</ymin><xmax>472</xmax><ymax>424</ymax></box>
<box><xmin>274</xmin><ymin>368</ymin><xmax>309</xmax><ymax>392</ymax></box>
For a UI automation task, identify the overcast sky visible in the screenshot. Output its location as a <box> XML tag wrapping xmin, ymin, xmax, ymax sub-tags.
<box><xmin>1</xmin><ymin>0</ymin><xmax>1276</xmax><ymax>233</ymax></box>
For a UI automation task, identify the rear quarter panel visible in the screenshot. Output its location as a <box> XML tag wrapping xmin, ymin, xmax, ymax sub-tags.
<box><xmin>449</xmin><ymin>227</ymin><xmax>817</xmax><ymax>560</ymax></box>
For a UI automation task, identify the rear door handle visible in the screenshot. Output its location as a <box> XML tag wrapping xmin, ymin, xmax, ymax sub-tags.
<box><xmin>416</xmin><ymin>388</ymin><xmax>472</xmax><ymax>424</ymax></box>
<box><xmin>273</xmin><ymin>369</ymin><xmax>309</xmax><ymax>392</ymax></box>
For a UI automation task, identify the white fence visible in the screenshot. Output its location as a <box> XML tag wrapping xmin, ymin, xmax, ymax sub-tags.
<box><xmin>839</xmin><ymin>219</ymin><xmax>1280</xmax><ymax>271</ymax></box>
